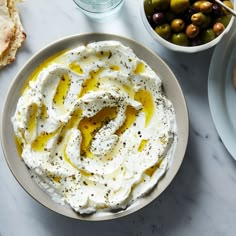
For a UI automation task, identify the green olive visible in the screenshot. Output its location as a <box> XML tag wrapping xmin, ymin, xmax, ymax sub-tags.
<box><xmin>201</xmin><ymin>14</ymin><xmax>211</xmax><ymax>28</ymax></box>
<box><xmin>192</xmin><ymin>0</ymin><xmax>206</xmax><ymax>11</ymax></box>
<box><xmin>171</xmin><ymin>33</ymin><xmax>189</xmax><ymax>46</ymax></box>
<box><xmin>213</xmin><ymin>22</ymin><xmax>225</xmax><ymax>36</ymax></box>
<box><xmin>144</xmin><ymin>0</ymin><xmax>155</xmax><ymax>15</ymax></box>
<box><xmin>200</xmin><ymin>1</ymin><xmax>212</xmax><ymax>13</ymax></box>
<box><xmin>155</xmin><ymin>24</ymin><xmax>172</xmax><ymax>40</ymax></box>
<box><xmin>152</xmin><ymin>0</ymin><xmax>170</xmax><ymax>11</ymax></box>
<box><xmin>201</xmin><ymin>28</ymin><xmax>215</xmax><ymax>43</ymax></box>
<box><xmin>215</xmin><ymin>15</ymin><xmax>231</xmax><ymax>27</ymax></box>
<box><xmin>171</xmin><ymin>18</ymin><xmax>185</xmax><ymax>32</ymax></box>
<box><xmin>186</xmin><ymin>24</ymin><xmax>200</xmax><ymax>38</ymax></box>
<box><xmin>222</xmin><ymin>1</ymin><xmax>234</xmax><ymax>15</ymax></box>
<box><xmin>191</xmin><ymin>12</ymin><xmax>211</xmax><ymax>28</ymax></box>
<box><xmin>170</xmin><ymin>0</ymin><xmax>190</xmax><ymax>14</ymax></box>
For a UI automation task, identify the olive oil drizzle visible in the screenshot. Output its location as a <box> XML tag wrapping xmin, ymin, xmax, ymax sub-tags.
<box><xmin>78</xmin><ymin>107</ymin><xmax>118</xmax><ymax>157</ymax></box>
<box><xmin>27</xmin><ymin>103</ymin><xmax>38</xmax><ymax>139</ymax></box>
<box><xmin>53</xmin><ymin>74</ymin><xmax>71</xmax><ymax>106</ymax></box>
<box><xmin>138</xmin><ymin>139</ymin><xmax>148</xmax><ymax>152</ymax></box>
<box><xmin>21</xmin><ymin>50</ymin><xmax>67</xmax><ymax>94</ymax></box>
<box><xmin>144</xmin><ymin>157</ymin><xmax>163</xmax><ymax>177</ymax></box>
<box><xmin>134</xmin><ymin>90</ymin><xmax>154</xmax><ymax>127</ymax></box>
<box><xmin>69</xmin><ymin>62</ymin><xmax>84</xmax><ymax>74</ymax></box>
<box><xmin>116</xmin><ymin>105</ymin><xmax>138</xmax><ymax>136</ymax></box>
<box><xmin>79</xmin><ymin>68</ymin><xmax>104</xmax><ymax>98</ymax></box>
<box><xmin>31</xmin><ymin>130</ymin><xmax>57</xmax><ymax>152</ymax></box>
<box><xmin>134</xmin><ymin>62</ymin><xmax>145</xmax><ymax>74</ymax></box>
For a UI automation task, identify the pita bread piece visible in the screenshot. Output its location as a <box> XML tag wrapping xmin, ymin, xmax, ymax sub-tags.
<box><xmin>0</xmin><ymin>0</ymin><xmax>15</xmax><ymax>56</ymax></box>
<box><xmin>0</xmin><ymin>0</ymin><xmax>26</xmax><ymax>69</ymax></box>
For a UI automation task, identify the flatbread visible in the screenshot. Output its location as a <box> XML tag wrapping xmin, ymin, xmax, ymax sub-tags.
<box><xmin>0</xmin><ymin>0</ymin><xmax>26</xmax><ymax>69</ymax></box>
<box><xmin>0</xmin><ymin>0</ymin><xmax>15</xmax><ymax>56</ymax></box>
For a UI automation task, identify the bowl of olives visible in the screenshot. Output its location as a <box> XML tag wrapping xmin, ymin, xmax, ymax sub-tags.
<box><xmin>141</xmin><ymin>0</ymin><xmax>235</xmax><ymax>52</ymax></box>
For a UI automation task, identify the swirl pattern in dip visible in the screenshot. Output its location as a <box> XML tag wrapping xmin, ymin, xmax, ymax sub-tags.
<box><xmin>12</xmin><ymin>41</ymin><xmax>177</xmax><ymax>214</ymax></box>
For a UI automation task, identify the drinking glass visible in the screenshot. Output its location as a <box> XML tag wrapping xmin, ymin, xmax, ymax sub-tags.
<box><xmin>73</xmin><ymin>0</ymin><xmax>124</xmax><ymax>20</ymax></box>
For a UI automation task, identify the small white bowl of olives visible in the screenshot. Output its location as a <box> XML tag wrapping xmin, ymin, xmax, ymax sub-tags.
<box><xmin>141</xmin><ymin>0</ymin><xmax>235</xmax><ymax>53</ymax></box>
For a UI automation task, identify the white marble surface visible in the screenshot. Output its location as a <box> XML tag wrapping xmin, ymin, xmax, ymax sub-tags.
<box><xmin>1</xmin><ymin>0</ymin><xmax>236</xmax><ymax>235</ymax></box>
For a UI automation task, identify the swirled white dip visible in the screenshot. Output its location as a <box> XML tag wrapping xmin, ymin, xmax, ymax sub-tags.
<box><xmin>12</xmin><ymin>41</ymin><xmax>177</xmax><ymax>214</ymax></box>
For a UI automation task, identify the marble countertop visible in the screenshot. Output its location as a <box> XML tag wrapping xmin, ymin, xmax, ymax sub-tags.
<box><xmin>1</xmin><ymin>0</ymin><xmax>236</xmax><ymax>235</ymax></box>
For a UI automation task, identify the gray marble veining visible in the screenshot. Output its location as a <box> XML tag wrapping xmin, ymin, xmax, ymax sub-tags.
<box><xmin>1</xmin><ymin>0</ymin><xmax>236</xmax><ymax>235</ymax></box>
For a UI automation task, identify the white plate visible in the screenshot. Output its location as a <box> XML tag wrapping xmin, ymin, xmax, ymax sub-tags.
<box><xmin>1</xmin><ymin>33</ymin><xmax>189</xmax><ymax>220</ymax></box>
<box><xmin>208</xmin><ymin>27</ymin><xmax>236</xmax><ymax>160</ymax></box>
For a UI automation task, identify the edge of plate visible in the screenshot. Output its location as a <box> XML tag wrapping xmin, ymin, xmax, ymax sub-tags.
<box><xmin>208</xmin><ymin>25</ymin><xmax>236</xmax><ymax>160</ymax></box>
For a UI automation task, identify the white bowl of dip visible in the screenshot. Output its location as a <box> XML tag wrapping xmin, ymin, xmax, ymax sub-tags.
<box><xmin>1</xmin><ymin>33</ymin><xmax>189</xmax><ymax>220</ymax></box>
